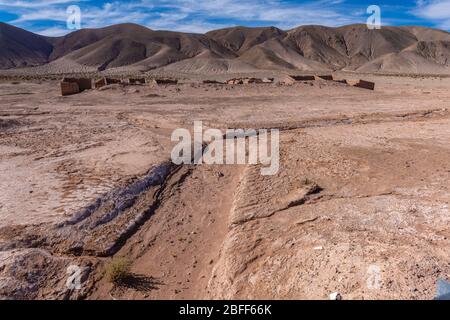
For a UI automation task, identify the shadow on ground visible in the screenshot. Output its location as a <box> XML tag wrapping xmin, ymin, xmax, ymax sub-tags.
<box><xmin>116</xmin><ymin>274</ymin><xmax>163</xmax><ymax>293</ymax></box>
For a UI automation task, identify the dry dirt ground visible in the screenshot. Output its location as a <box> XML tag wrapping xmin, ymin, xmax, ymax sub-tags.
<box><xmin>0</xmin><ymin>74</ymin><xmax>449</xmax><ymax>299</ymax></box>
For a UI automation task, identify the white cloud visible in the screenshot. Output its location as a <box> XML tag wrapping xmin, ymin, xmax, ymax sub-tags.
<box><xmin>2</xmin><ymin>0</ymin><xmax>367</xmax><ymax>34</ymax></box>
<box><xmin>143</xmin><ymin>0</ymin><xmax>364</xmax><ymax>32</ymax></box>
<box><xmin>35</xmin><ymin>26</ymin><xmax>69</xmax><ymax>36</ymax></box>
<box><xmin>12</xmin><ymin>9</ymin><xmax>67</xmax><ymax>23</ymax></box>
<box><xmin>0</xmin><ymin>0</ymin><xmax>85</xmax><ymax>8</ymax></box>
<box><xmin>9</xmin><ymin>1</ymin><xmax>151</xmax><ymax>26</ymax></box>
<box><xmin>413</xmin><ymin>0</ymin><xmax>450</xmax><ymax>29</ymax></box>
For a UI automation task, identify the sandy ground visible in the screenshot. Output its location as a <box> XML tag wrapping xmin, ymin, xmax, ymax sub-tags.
<box><xmin>0</xmin><ymin>74</ymin><xmax>450</xmax><ymax>299</ymax></box>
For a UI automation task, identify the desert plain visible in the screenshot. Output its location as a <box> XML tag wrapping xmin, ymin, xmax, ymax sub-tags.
<box><xmin>0</xmin><ymin>71</ymin><xmax>449</xmax><ymax>300</ymax></box>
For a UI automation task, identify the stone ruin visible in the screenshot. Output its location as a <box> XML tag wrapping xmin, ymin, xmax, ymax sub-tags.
<box><xmin>347</xmin><ymin>79</ymin><xmax>375</xmax><ymax>90</ymax></box>
<box><xmin>226</xmin><ymin>77</ymin><xmax>273</xmax><ymax>85</ymax></box>
<box><xmin>94</xmin><ymin>77</ymin><xmax>123</xmax><ymax>89</ymax></box>
<box><xmin>290</xmin><ymin>75</ymin><xmax>315</xmax><ymax>81</ymax></box>
<box><xmin>62</xmin><ymin>77</ymin><xmax>92</xmax><ymax>91</ymax></box>
<box><xmin>60</xmin><ymin>77</ymin><xmax>92</xmax><ymax>96</ymax></box>
<box><xmin>59</xmin><ymin>74</ymin><xmax>375</xmax><ymax>95</ymax></box>
<box><xmin>226</xmin><ymin>78</ymin><xmax>244</xmax><ymax>85</ymax></box>
<box><xmin>59</xmin><ymin>75</ymin><xmax>282</xmax><ymax>95</ymax></box>
<box><xmin>94</xmin><ymin>77</ymin><xmax>148</xmax><ymax>89</ymax></box>
<box><xmin>94</xmin><ymin>78</ymin><xmax>107</xmax><ymax>89</ymax></box>
<box><xmin>287</xmin><ymin>74</ymin><xmax>375</xmax><ymax>90</ymax></box>
<box><xmin>93</xmin><ymin>77</ymin><xmax>179</xmax><ymax>88</ymax></box>
<box><xmin>129</xmin><ymin>78</ymin><xmax>146</xmax><ymax>85</ymax></box>
<box><xmin>315</xmin><ymin>75</ymin><xmax>334</xmax><ymax>81</ymax></box>
<box><xmin>203</xmin><ymin>80</ymin><xmax>225</xmax><ymax>84</ymax></box>
<box><xmin>150</xmin><ymin>78</ymin><xmax>178</xmax><ymax>85</ymax></box>
<box><xmin>60</xmin><ymin>82</ymin><xmax>80</xmax><ymax>96</ymax></box>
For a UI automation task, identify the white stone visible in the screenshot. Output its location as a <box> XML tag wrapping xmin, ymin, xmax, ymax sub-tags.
<box><xmin>329</xmin><ymin>292</ymin><xmax>342</xmax><ymax>300</ymax></box>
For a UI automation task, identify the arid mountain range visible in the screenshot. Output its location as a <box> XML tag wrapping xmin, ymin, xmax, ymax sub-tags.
<box><xmin>1</xmin><ymin>22</ymin><xmax>450</xmax><ymax>74</ymax></box>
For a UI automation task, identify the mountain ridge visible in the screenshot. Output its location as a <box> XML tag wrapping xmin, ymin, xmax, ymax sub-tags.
<box><xmin>1</xmin><ymin>22</ymin><xmax>450</xmax><ymax>74</ymax></box>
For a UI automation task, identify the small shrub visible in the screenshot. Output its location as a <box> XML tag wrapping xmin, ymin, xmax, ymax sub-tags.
<box><xmin>105</xmin><ymin>257</ymin><xmax>131</xmax><ymax>284</ymax></box>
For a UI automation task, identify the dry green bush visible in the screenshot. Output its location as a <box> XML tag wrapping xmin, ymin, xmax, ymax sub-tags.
<box><xmin>105</xmin><ymin>257</ymin><xmax>132</xmax><ymax>284</ymax></box>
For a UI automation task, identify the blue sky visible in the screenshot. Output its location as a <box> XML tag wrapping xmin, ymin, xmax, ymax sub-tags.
<box><xmin>1</xmin><ymin>0</ymin><xmax>450</xmax><ymax>36</ymax></box>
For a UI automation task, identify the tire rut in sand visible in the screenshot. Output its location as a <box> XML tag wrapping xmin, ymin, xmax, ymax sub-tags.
<box><xmin>88</xmin><ymin>163</ymin><xmax>245</xmax><ymax>299</ymax></box>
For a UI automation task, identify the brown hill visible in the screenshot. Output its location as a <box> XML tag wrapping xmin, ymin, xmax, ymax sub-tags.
<box><xmin>357</xmin><ymin>40</ymin><xmax>450</xmax><ymax>73</ymax></box>
<box><xmin>284</xmin><ymin>24</ymin><xmax>421</xmax><ymax>70</ymax></box>
<box><xmin>205</xmin><ymin>26</ymin><xmax>286</xmax><ymax>53</ymax></box>
<box><xmin>1</xmin><ymin>22</ymin><xmax>450</xmax><ymax>74</ymax></box>
<box><xmin>48</xmin><ymin>23</ymin><xmax>236</xmax><ymax>71</ymax></box>
<box><xmin>0</xmin><ymin>22</ymin><xmax>53</xmax><ymax>68</ymax></box>
<box><xmin>237</xmin><ymin>38</ymin><xmax>330</xmax><ymax>71</ymax></box>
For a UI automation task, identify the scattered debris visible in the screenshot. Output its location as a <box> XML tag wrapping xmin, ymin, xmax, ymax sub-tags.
<box><xmin>128</xmin><ymin>78</ymin><xmax>146</xmax><ymax>85</ymax></box>
<box><xmin>151</xmin><ymin>78</ymin><xmax>178</xmax><ymax>85</ymax></box>
<box><xmin>286</xmin><ymin>75</ymin><xmax>375</xmax><ymax>90</ymax></box>
<box><xmin>277</xmin><ymin>75</ymin><xmax>296</xmax><ymax>85</ymax></box>
<box><xmin>217</xmin><ymin>172</ymin><xmax>225</xmax><ymax>178</ymax></box>
<box><xmin>226</xmin><ymin>77</ymin><xmax>265</xmax><ymax>85</ymax></box>
<box><xmin>227</xmin><ymin>78</ymin><xmax>243</xmax><ymax>85</ymax></box>
<box><xmin>329</xmin><ymin>292</ymin><xmax>342</xmax><ymax>300</ymax></box>
<box><xmin>106</xmin><ymin>78</ymin><xmax>122</xmax><ymax>85</ymax></box>
<box><xmin>315</xmin><ymin>75</ymin><xmax>334</xmax><ymax>81</ymax></box>
<box><xmin>244</xmin><ymin>78</ymin><xmax>263</xmax><ymax>84</ymax></box>
<box><xmin>203</xmin><ymin>80</ymin><xmax>224</xmax><ymax>84</ymax></box>
<box><xmin>291</xmin><ymin>75</ymin><xmax>315</xmax><ymax>81</ymax></box>
<box><xmin>95</xmin><ymin>77</ymin><xmax>122</xmax><ymax>89</ymax></box>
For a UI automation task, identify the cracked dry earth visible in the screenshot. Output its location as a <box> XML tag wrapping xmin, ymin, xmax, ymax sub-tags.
<box><xmin>1</xmin><ymin>75</ymin><xmax>450</xmax><ymax>300</ymax></box>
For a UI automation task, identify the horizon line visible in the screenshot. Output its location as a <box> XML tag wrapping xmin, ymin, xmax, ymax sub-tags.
<box><xmin>2</xmin><ymin>21</ymin><xmax>449</xmax><ymax>38</ymax></box>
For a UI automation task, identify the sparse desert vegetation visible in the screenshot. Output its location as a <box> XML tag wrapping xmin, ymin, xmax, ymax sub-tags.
<box><xmin>105</xmin><ymin>258</ymin><xmax>132</xmax><ymax>284</ymax></box>
<box><xmin>1</xmin><ymin>20</ymin><xmax>450</xmax><ymax>301</ymax></box>
<box><xmin>1</xmin><ymin>74</ymin><xmax>450</xmax><ymax>300</ymax></box>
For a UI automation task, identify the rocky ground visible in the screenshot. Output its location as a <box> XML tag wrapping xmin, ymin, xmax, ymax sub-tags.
<box><xmin>0</xmin><ymin>74</ymin><xmax>449</xmax><ymax>299</ymax></box>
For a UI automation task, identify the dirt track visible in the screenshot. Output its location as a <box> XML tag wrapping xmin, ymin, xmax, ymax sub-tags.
<box><xmin>1</xmin><ymin>75</ymin><xmax>450</xmax><ymax>299</ymax></box>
